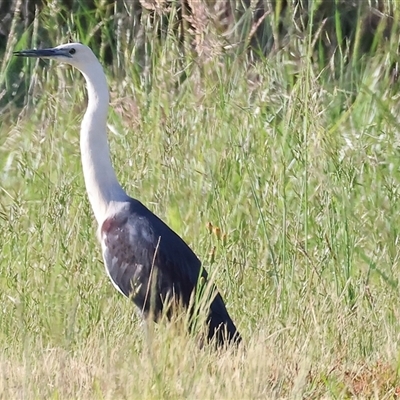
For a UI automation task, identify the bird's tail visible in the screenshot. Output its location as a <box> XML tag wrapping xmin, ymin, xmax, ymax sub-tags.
<box><xmin>207</xmin><ymin>293</ymin><xmax>242</xmax><ymax>346</ymax></box>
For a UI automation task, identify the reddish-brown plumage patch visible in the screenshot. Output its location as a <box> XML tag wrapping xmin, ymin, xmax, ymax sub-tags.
<box><xmin>101</xmin><ymin>215</ymin><xmax>128</xmax><ymax>236</ymax></box>
<box><xmin>101</xmin><ymin>217</ymin><xmax>116</xmax><ymax>234</ymax></box>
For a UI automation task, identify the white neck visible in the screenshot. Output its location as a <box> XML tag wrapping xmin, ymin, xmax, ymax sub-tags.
<box><xmin>79</xmin><ymin>62</ymin><xmax>128</xmax><ymax>224</ymax></box>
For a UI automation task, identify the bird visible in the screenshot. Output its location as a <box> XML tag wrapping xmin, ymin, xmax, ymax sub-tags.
<box><xmin>14</xmin><ymin>43</ymin><xmax>241</xmax><ymax>346</ymax></box>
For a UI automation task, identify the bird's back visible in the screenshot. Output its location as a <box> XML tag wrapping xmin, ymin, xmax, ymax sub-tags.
<box><xmin>100</xmin><ymin>198</ymin><xmax>241</xmax><ymax>345</ymax></box>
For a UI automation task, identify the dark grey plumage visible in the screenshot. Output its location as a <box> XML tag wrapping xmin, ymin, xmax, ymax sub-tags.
<box><xmin>101</xmin><ymin>199</ymin><xmax>241</xmax><ymax>346</ymax></box>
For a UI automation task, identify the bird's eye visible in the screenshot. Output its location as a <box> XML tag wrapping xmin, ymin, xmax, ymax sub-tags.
<box><xmin>69</xmin><ymin>48</ymin><xmax>76</xmax><ymax>55</ymax></box>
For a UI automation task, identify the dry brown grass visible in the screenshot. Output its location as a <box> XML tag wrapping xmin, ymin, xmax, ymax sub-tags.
<box><xmin>1</xmin><ymin>1</ymin><xmax>397</xmax><ymax>62</ymax></box>
<box><xmin>1</xmin><ymin>325</ymin><xmax>399</xmax><ymax>399</ymax></box>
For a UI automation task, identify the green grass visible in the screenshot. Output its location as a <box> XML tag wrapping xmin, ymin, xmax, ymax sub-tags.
<box><xmin>2</xmin><ymin>2</ymin><xmax>400</xmax><ymax>398</ymax></box>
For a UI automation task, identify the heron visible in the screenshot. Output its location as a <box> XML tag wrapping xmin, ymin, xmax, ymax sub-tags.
<box><xmin>14</xmin><ymin>43</ymin><xmax>241</xmax><ymax>346</ymax></box>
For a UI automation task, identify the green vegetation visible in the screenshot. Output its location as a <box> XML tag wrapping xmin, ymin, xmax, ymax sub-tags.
<box><xmin>1</xmin><ymin>1</ymin><xmax>400</xmax><ymax>398</ymax></box>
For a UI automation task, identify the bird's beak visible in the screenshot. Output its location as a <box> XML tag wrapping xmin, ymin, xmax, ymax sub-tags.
<box><xmin>14</xmin><ymin>47</ymin><xmax>71</xmax><ymax>59</ymax></box>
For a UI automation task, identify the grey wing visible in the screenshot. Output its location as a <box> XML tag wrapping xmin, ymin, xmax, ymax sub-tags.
<box><xmin>100</xmin><ymin>210</ymin><xmax>195</xmax><ymax>315</ymax></box>
<box><xmin>100</xmin><ymin>204</ymin><xmax>241</xmax><ymax>344</ymax></box>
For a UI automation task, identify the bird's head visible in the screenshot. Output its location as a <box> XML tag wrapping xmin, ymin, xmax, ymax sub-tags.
<box><xmin>14</xmin><ymin>43</ymin><xmax>98</xmax><ymax>70</ymax></box>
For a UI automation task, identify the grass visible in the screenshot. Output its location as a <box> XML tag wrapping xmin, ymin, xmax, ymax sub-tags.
<box><xmin>2</xmin><ymin>1</ymin><xmax>400</xmax><ymax>398</ymax></box>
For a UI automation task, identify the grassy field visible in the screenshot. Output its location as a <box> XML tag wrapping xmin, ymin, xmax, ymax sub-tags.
<box><xmin>2</xmin><ymin>2</ymin><xmax>400</xmax><ymax>398</ymax></box>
